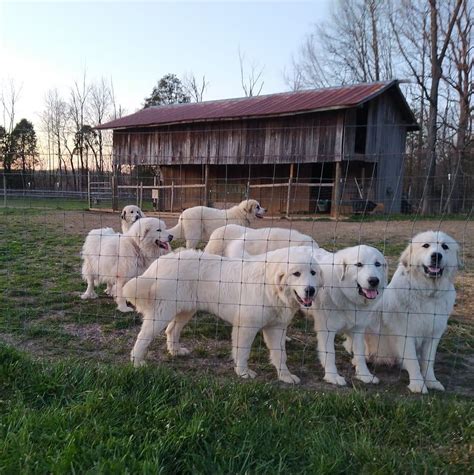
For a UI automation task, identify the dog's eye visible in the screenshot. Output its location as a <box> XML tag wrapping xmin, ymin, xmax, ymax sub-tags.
<box><xmin>422</xmin><ymin>243</ymin><xmax>430</xmax><ymax>248</ymax></box>
<box><xmin>442</xmin><ymin>243</ymin><xmax>449</xmax><ymax>250</ymax></box>
<box><xmin>157</xmin><ymin>229</ymin><xmax>162</xmax><ymax>232</ymax></box>
<box><xmin>310</xmin><ymin>270</ymin><xmax>316</xmax><ymax>276</ymax></box>
<box><xmin>356</xmin><ymin>262</ymin><xmax>363</xmax><ymax>267</ymax></box>
<box><xmin>374</xmin><ymin>261</ymin><xmax>381</xmax><ymax>267</ymax></box>
<box><xmin>293</xmin><ymin>272</ymin><xmax>301</xmax><ymax>277</ymax></box>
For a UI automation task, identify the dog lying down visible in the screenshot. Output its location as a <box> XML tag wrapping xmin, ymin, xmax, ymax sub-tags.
<box><xmin>167</xmin><ymin>200</ymin><xmax>266</xmax><ymax>248</ymax></box>
<box><xmin>204</xmin><ymin>224</ymin><xmax>318</xmax><ymax>257</ymax></box>
<box><xmin>363</xmin><ymin>231</ymin><xmax>459</xmax><ymax>393</ymax></box>
<box><xmin>81</xmin><ymin>217</ymin><xmax>173</xmax><ymax>312</ymax></box>
<box><xmin>310</xmin><ymin>245</ymin><xmax>387</xmax><ymax>386</ymax></box>
<box><xmin>123</xmin><ymin>247</ymin><xmax>321</xmax><ymax>383</ymax></box>
<box><xmin>121</xmin><ymin>205</ymin><xmax>145</xmax><ymax>233</ymax></box>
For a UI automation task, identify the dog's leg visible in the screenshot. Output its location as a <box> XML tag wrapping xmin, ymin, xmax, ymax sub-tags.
<box><xmin>351</xmin><ymin>331</ymin><xmax>379</xmax><ymax>384</ymax></box>
<box><xmin>81</xmin><ymin>275</ymin><xmax>98</xmax><ymax>300</ymax></box>
<box><xmin>420</xmin><ymin>338</ymin><xmax>445</xmax><ymax>391</ymax></box>
<box><xmin>399</xmin><ymin>337</ymin><xmax>428</xmax><ymax>394</ymax></box>
<box><xmin>115</xmin><ymin>279</ymin><xmax>134</xmax><ymax>313</ymax></box>
<box><xmin>232</xmin><ymin>325</ymin><xmax>259</xmax><ymax>379</ymax></box>
<box><xmin>262</xmin><ymin>325</ymin><xmax>300</xmax><ymax>384</ymax></box>
<box><xmin>165</xmin><ymin>311</ymin><xmax>194</xmax><ymax>356</ymax></box>
<box><xmin>130</xmin><ymin>314</ymin><xmax>169</xmax><ymax>367</ymax></box>
<box><xmin>317</xmin><ymin>329</ymin><xmax>346</xmax><ymax>386</ymax></box>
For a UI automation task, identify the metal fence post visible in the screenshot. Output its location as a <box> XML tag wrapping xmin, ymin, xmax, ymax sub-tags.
<box><xmin>87</xmin><ymin>171</ymin><xmax>91</xmax><ymax>209</ymax></box>
<box><xmin>139</xmin><ymin>181</ymin><xmax>143</xmax><ymax>209</ymax></box>
<box><xmin>3</xmin><ymin>174</ymin><xmax>6</xmax><ymax>207</ymax></box>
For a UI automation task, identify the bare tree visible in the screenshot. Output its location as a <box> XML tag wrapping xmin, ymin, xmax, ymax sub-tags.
<box><xmin>182</xmin><ymin>72</ymin><xmax>209</xmax><ymax>102</ymax></box>
<box><xmin>239</xmin><ymin>49</ymin><xmax>264</xmax><ymax>97</ymax></box>
<box><xmin>1</xmin><ymin>80</ymin><xmax>22</xmax><ymax>175</ymax></box>
<box><xmin>286</xmin><ymin>0</ymin><xmax>395</xmax><ymax>89</ymax></box>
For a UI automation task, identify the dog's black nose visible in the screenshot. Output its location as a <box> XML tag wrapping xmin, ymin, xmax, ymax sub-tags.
<box><xmin>305</xmin><ymin>286</ymin><xmax>316</xmax><ymax>297</ymax></box>
<box><xmin>431</xmin><ymin>252</ymin><xmax>442</xmax><ymax>263</ymax></box>
<box><xmin>168</xmin><ymin>234</ymin><xmax>173</xmax><ymax>242</ymax></box>
<box><xmin>368</xmin><ymin>277</ymin><xmax>380</xmax><ymax>288</ymax></box>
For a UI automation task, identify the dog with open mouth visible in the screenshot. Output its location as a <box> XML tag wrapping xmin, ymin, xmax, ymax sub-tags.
<box><xmin>364</xmin><ymin>231</ymin><xmax>460</xmax><ymax>394</ymax></box>
<box><xmin>123</xmin><ymin>246</ymin><xmax>321</xmax><ymax>383</ymax></box>
<box><xmin>81</xmin><ymin>217</ymin><xmax>173</xmax><ymax>312</ymax></box>
<box><xmin>309</xmin><ymin>245</ymin><xmax>387</xmax><ymax>386</ymax></box>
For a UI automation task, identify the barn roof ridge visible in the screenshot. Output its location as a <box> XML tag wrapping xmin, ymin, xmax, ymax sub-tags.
<box><xmin>97</xmin><ymin>80</ymin><xmax>417</xmax><ymax>130</ymax></box>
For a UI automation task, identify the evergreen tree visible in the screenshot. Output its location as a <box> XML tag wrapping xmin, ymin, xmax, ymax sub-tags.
<box><xmin>144</xmin><ymin>74</ymin><xmax>191</xmax><ymax>108</ymax></box>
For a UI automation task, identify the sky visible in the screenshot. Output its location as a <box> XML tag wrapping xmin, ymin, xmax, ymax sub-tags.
<box><xmin>0</xmin><ymin>0</ymin><xmax>331</xmax><ymax>135</ymax></box>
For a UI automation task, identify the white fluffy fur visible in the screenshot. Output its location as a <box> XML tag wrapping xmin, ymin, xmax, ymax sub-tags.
<box><xmin>204</xmin><ymin>224</ymin><xmax>318</xmax><ymax>258</ymax></box>
<box><xmin>123</xmin><ymin>246</ymin><xmax>321</xmax><ymax>383</ymax></box>
<box><xmin>310</xmin><ymin>245</ymin><xmax>388</xmax><ymax>386</ymax></box>
<box><xmin>121</xmin><ymin>205</ymin><xmax>145</xmax><ymax>233</ymax></box>
<box><xmin>364</xmin><ymin>231</ymin><xmax>459</xmax><ymax>394</ymax></box>
<box><xmin>81</xmin><ymin>217</ymin><xmax>173</xmax><ymax>312</ymax></box>
<box><xmin>167</xmin><ymin>200</ymin><xmax>266</xmax><ymax>248</ymax></box>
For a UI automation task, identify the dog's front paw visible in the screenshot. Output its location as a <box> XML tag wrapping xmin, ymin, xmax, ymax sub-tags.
<box><xmin>355</xmin><ymin>373</ymin><xmax>380</xmax><ymax>384</ymax></box>
<box><xmin>169</xmin><ymin>346</ymin><xmax>190</xmax><ymax>357</ymax></box>
<box><xmin>81</xmin><ymin>291</ymin><xmax>97</xmax><ymax>300</ymax></box>
<box><xmin>131</xmin><ymin>358</ymin><xmax>147</xmax><ymax>368</ymax></box>
<box><xmin>408</xmin><ymin>380</ymin><xmax>428</xmax><ymax>394</ymax></box>
<box><xmin>426</xmin><ymin>379</ymin><xmax>445</xmax><ymax>391</ymax></box>
<box><xmin>235</xmin><ymin>367</ymin><xmax>257</xmax><ymax>379</ymax></box>
<box><xmin>279</xmin><ymin>372</ymin><xmax>301</xmax><ymax>384</ymax></box>
<box><xmin>117</xmin><ymin>305</ymin><xmax>134</xmax><ymax>313</ymax></box>
<box><xmin>324</xmin><ymin>373</ymin><xmax>347</xmax><ymax>386</ymax></box>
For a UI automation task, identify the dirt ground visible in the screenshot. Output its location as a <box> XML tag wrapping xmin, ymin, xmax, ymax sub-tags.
<box><xmin>5</xmin><ymin>209</ymin><xmax>474</xmax><ymax>397</ymax></box>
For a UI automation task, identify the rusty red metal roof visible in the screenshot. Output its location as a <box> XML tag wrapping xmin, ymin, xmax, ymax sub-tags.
<box><xmin>97</xmin><ymin>80</ymin><xmax>416</xmax><ymax>130</ymax></box>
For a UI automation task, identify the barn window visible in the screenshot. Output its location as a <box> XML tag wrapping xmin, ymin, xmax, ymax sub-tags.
<box><xmin>354</xmin><ymin>105</ymin><xmax>368</xmax><ymax>154</ymax></box>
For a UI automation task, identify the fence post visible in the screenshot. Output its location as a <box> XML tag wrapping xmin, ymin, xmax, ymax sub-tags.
<box><xmin>3</xmin><ymin>174</ymin><xmax>6</xmax><ymax>208</ymax></box>
<box><xmin>87</xmin><ymin>171</ymin><xmax>91</xmax><ymax>209</ymax></box>
<box><xmin>139</xmin><ymin>181</ymin><xmax>143</xmax><ymax>209</ymax></box>
<box><xmin>111</xmin><ymin>174</ymin><xmax>118</xmax><ymax>211</ymax></box>
<box><xmin>286</xmin><ymin>163</ymin><xmax>294</xmax><ymax>218</ymax></box>
<box><xmin>204</xmin><ymin>163</ymin><xmax>210</xmax><ymax>207</ymax></box>
<box><xmin>171</xmin><ymin>181</ymin><xmax>175</xmax><ymax>213</ymax></box>
<box><xmin>332</xmin><ymin>161</ymin><xmax>342</xmax><ymax>218</ymax></box>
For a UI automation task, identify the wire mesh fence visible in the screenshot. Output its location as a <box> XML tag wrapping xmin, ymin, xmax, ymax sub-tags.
<box><xmin>0</xmin><ymin>138</ymin><xmax>473</xmax><ymax>396</ymax></box>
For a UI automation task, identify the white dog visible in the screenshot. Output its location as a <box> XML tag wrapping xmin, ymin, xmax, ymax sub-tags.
<box><xmin>310</xmin><ymin>245</ymin><xmax>387</xmax><ymax>386</ymax></box>
<box><xmin>121</xmin><ymin>205</ymin><xmax>145</xmax><ymax>233</ymax></box>
<box><xmin>204</xmin><ymin>224</ymin><xmax>318</xmax><ymax>257</ymax></box>
<box><xmin>167</xmin><ymin>199</ymin><xmax>266</xmax><ymax>248</ymax></box>
<box><xmin>364</xmin><ymin>231</ymin><xmax>459</xmax><ymax>394</ymax></box>
<box><xmin>81</xmin><ymin>217</ymin><xmax>173</xmax><ymax>312</ymax></box>
<box><xmin>123</xmin><ymin>247</ymin><xmax>321</xmax><ymax>383</ymax></box>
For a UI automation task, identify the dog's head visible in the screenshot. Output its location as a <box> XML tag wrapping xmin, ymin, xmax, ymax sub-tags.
<box><xmin>400</xmin><ymin>231</ymin><xmax>460</xmax><ymax>283</ymax></box>
<box><xmin>269</xmin><ymin>247</ymin><xmax>321</xmax><ymax>309</ymax></box>
<box><xmin>333</xmin><ymin>245</ymin><xmax>387</xmax><ymax>305</ymax></box>
<box><xmin>121</xmin><ymin>205</ymin><xmax>144</xmax><ymax>226</ymax></box>
<box><xmin>128</xmin><ymin>217</ymin><xmax>173</xmax><ymax>254</ymax></box>
<box><xmin>240</xmin><ymin>199</ymin><xmax>266</xmax><ymax>220</ymax></box>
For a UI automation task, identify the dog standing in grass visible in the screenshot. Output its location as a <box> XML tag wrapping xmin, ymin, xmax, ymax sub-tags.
<box><xmin>364</xmin><ymin>231</ymin><xmax>459</xmax><ymax>393</ymax></box>
<box><xmin>167</xmin><ymin>200</ymin><xmax>266</xmax><ymax>248</ymax></box>
<box><xmin>81</xmin><ymin>217</ymin><xmax>173</xmax><ymax>312</ymax></box>
<box><xmin>123</xmin><ymin>246</ymin><xmax>321</xmax><ymax>383</ymax></box>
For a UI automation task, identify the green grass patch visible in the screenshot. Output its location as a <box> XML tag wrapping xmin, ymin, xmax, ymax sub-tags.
<box><xmin>0</xmin><ymin>344</ymin><xmax>472</xmax><ymax>474</ymax></box>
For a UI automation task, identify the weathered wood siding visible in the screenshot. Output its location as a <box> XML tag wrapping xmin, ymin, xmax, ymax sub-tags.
<box><xmin>113</xmin><ymin>111</ymin><xmax>345</xmax><ymax>167</ymax></box>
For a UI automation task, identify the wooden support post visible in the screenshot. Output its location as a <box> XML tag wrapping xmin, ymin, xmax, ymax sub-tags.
<box><xmin>87</xmin><ymin>171</ymin><xmax>91</xmax><ymax>209</ymax></box>
<box><xmin>3</xmin><ymin>174</ymin><xmax>6</xmax><ymax>208</ymax></box>
<box><xmin>111</xmin><ymin>174</ymin><xmax>118</xmax><ymax>211</ymax></box>
<box><xmin>332</xmin><ymin>161</ymin><xmax>342</xmax><ymax>218</ymax></box>
<box><xmin>286</xmin><ymin>163</ymin><xmax>294</xmax><ymax>218</ymax></box>
<box><xmin>139</xmin><ymin>181</ymin><xmax>143</xmax><ymax>209</ymax></box>
<box><xmin>204</xmin><ymin>163</ymin><xmax>210</xmax><ymax>206</ymax></box>
<box><xmin>170</xmin><ymin>181</ymin><xmax>175</xmax><ymax>213</ymax></box>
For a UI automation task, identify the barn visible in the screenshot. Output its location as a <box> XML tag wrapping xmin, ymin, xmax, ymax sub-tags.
<box><xmin>97</xmin><ymin>80</ymin><xmax>418</xmax><ymax>215</ymax></box>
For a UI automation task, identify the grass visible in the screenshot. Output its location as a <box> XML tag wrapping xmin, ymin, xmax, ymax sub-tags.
<box><xmin>0</xmin><ymin>344</ymin><xmax>473</xmax><ymax>474</ymax></box>
<box><xmin>1</xmin><ymin>207</ymin><xmax>473</xmax><ymax>472</ymax></box>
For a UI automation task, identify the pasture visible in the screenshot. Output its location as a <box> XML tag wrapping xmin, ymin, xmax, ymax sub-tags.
<box><xmin>0</xmin><ymin>205</ymin><xmax>473</xmax><ymax>472</ymax></box>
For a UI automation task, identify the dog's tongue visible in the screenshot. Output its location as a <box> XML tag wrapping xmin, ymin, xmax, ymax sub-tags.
<box><xmin>302</xmin><ymin>297</ymin><xmax>313</xmax><ymax>307</ymax></box>
<box><xmin>362</xmin><ymin>288</ymin><xmax>378</xmax><ymax>299</ymax></box>
<box><xmin>428</xmin><ymin>266</ymin><xmax>441</xmax><ymax>273</ymax></box>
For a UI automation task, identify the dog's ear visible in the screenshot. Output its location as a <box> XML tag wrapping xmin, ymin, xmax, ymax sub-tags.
<box><xmin>137</xmin><ymin>210</ymin><xmax>143</xmax><ymax>218</ymax></box>
<box><xmin>274</xmin><ymin>270</ymin><xmax>286</xmax><ymax>293</ymax></box>
<box><xmin>399</xmin><ymin>243</ymin><xmax>412</xmax><ymax>270</ymax></box>
<box><xmin>121</xmin><ymin>211</ymin><xmax>126</xmax><ymax>220</ymax></box>
<box><xmin>334</xmin><ymin>254</ymin><xmax>347</xmax><ymax>281</ymax></box>
<box><xmin>244</xmin><ymin>200</ymin><xmax>254</xmax><ymax>213</ymax></box>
